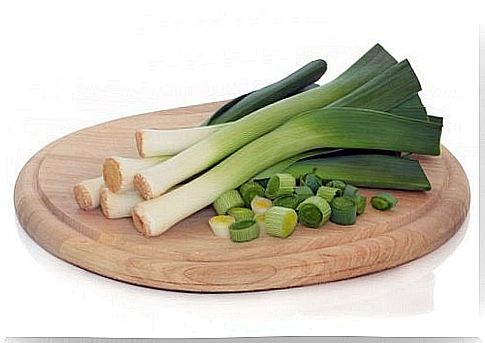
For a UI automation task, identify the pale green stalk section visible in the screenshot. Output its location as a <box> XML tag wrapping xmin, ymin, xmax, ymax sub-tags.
<box><xmin>136</xmin><ymin>123</ymin><xmax>230</xmax><ymax>157</ymax></box>
<box><xmin>133</xmin><ymin>107</ymin><xmax>441</xmax><ymax>235</ymax></box>
<box><xmin>134</xmin><ymin>44</ymin><xmax>398</xmax><ymax>199</ymax></box>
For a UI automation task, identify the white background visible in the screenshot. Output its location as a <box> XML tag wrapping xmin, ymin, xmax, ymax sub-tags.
<box><xmin>0</xmin><ymin>0</ymin><xmax>482</xmax><ymax>340</ymax></box>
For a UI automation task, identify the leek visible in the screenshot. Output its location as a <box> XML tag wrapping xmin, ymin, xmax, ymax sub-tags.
<box><xmin>103</xmin><ymin>155</ymin><xmax>170</xmax><ymax>193</ymax></box>
<box><xmin>343</xmin><ymin>184</ymin><xmax>359</xmax><ymax>197</ymax></box>
<box><xmin>299</xmin><ymin>173</ymin><xmax>322</xmax><ymax>193</ymax></box>
<box><xmin>205</xmin><ymin>60</ymin><xmax>328</xmax><ymax>125</ymax></box>
<box><xmin>239</xmin><ymin>181</ymin><xmax>265</xmax><ymax>206</ymax></box>
<box><xmin>265</xmin><ymin>173</ymin><xmax>296</xmax><ymax>199</ymax></box>
<box><xmin>227</xmin><ymin>207</ymin><xmax>255</xmax><ymax>222</ymax></box>
<box><xmin>273</xmin><ymin>195</ymin><xmax>301</xmax><ymax>209</ymax></box>
<box><xmin>133</xmin><ymin>44</ymin><xmax>401</xmax><ymax>199</ymax></box>
<box><xmin>316</xmin><ymin>186</ymin><xmax>341</xmax><ymax>203</ymax></box>
<box><xmin>229</xmin><ymin>220</ymin><xmax>260</xmax><ymax>242</ymax></box>
<box><xmin>254</xmin><ymin>214</ymin><xmax>267</xmax><ymax>236</ymax></box>
<box><xmin>250</xmin><ymin>196</ymin><xmax>272</xmax><ymax>215</ymax></box>
<box><xmin>212</xmin><ymin>189</ymin><xmax>244</xmax><ymax>215</ymax></box>
<box><xmin>264</xmin><ymin>206</ymin><xmax>298</xmax><ymax>238</ymax></box>
<box><xmin>356</xmin><ymin>195</ymin><xmax>367</xmax><ymax>215</ymax></box>
<box><xmin>209</xmin><ymin>215</ymin><xmax>235</xmax><ymax>238</ymax></box>
<box><xmin>132</xmin><ymin>107</ymin><xmax>441</xmax><ymax>236</ymax></box>
<box><xmin>371</xmin><ymin>192</ymin><xmax>398</xmax><ymax>210</ymax></box>
<box><xmin>73</xmin><ymin>177</ymin><xmax>104</xmax><ymax>210</ymax></box>
<box><xmin>295</xmin><ymin>185</ymin><xmax>314</xmax><ymax>201</ymax></box>
<box><xmin>135</xmin><ymin>124</ymin><xmax>229</xmax><ymax>157</ymax></box>
<box><xmin>99</xmin><ymin>188</ymin><xmax>144</xmax><ymax>219</ymax></box>
<box><xmin>137</xmin><ymin>60</ymin><xmax>326</xmax><ymax>157</ymax></box>
<box><xmin>330</xmin><ymin>196</ymin><xmax>357</xmax><ymax>225</ymax></box>
<box><xmin>325</xmin><ymin>180</ymin><xmax>347</xmax><ymax>192</ymax></box>
<box><xmin>297</xmin><ymin>196</ymin><xmax>331</xmax><ymax>228</ymax></box>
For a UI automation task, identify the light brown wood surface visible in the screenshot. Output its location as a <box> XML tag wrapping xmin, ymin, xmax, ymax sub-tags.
<box><xmin>14</xmin><ymin>101</ymin><xmax>470</xmax><ymax>292</ymax></box>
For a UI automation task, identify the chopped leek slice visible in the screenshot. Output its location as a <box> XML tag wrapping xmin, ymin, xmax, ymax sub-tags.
<box><xmin>250</xmin><ymin>196</ymin><xmax>273</xmax><ymax>215</ymax></box>
<box><xmin>239</xmin><ymin>181</ymin><xmax>265</xmax><ymax>206</ymax></box>
<box><xmin>356</xmin><ymin>195</ymin><xmax>367</xmax><ymax>215</ymax></box>
<box><xmin>299</xmin><ymin>173</ymin><xmax>322</xmax><ymax>193</ymax></box>
<box><xmin>227</xmin><ymin>207</ymin><xmax>254</xmax><ymax>222</ymax></box>
<box><xmin>264</xmin><ymin>206</ymin><xmax>298</xmax><ymax>238</ymax></box>
<box><xmin>330</xmin><ymin>196</ymin><xmax>357</xmax><ymax>225</ymax></box>
<box><xmin>209</xmin><ymin>215</ymin><xmax>236</xmax><ymax>238</ymax></box>
<box><xmin>273</xmin><ymin>195</ymin><xmax>301</xmax><ymax>209</ymax></box>
<box><xmin>295</xmin><ymin>185</ymin><xmax>314</xmax><ymax>202</ymax></box>
<box><xmin>229</xmin><ymin>220</ymin><xmax>260</xmax><ymax>242</ymax></box>
<box><xmin>325</xmin><ymin>180</ymin><xmax>346</xmax><ymax>192</ymax></box>
<box><xmin>297</xmin><ymin>196</ymin><xmax>331</xmax><ymax>228</ymax></box>
<box><xmin>213</xmin><ymin>189</ymin><xmax>244</xmax><ymax>215</ymax></box>
<box><xmin>343</xmin><ymin>184</ymin><xmax>359</xmax><ymax>197</ymax></box>
<box><xmin>265</xmin><ymin>173</ymin><xmax>296</xmax><ymax>199</ymax></box>
<box><xmin>316</xmin><ymin>186</ymin><xmax>341</xmax><ymax>203</ymax></box>
<box><xmin>254</xmin><ymin>214</ymin><xmax>266</xmax><ymax>236</ymax></box>
<box><xmin>371</xmin><ymin>192</ymin><xmax>398</xmax><ymax>210</ymax></box>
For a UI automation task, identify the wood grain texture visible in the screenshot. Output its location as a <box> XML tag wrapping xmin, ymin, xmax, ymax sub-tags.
<box><xmin>14</xmin><ymin>100</ymin><xmax>470</xmax><ymax>292</ymax></box>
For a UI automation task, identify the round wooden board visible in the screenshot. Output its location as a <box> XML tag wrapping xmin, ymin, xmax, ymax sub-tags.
<box><xmin>14</xmin><ymin>101</ymin><xmax>470</xmax><ymax>293</ymax></box>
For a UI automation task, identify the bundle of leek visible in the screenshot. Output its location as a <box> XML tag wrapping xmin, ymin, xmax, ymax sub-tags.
<box><xmin>131</xmin><ymin>45</ymin><xmax>443</xmax><ymax>236</ymax></box>
<box><xmin>74</xmin><ymin>59</ymin><xmax>327</xmax><ymax>214</ymax></box>
<box><xmin>133</xmin><ymin>44</ymin><xmax>401</xmax><ymax>200</ymax></box>
<box><xmin>133</xmin><ymin>107</ymin><xmax>442</xmax><ymax>236</ymax></box>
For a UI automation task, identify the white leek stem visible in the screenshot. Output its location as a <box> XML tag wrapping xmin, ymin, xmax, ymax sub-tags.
<box><xmin>132</xmin><ymin>173</ymin><xmax>223</xmax><ymax>236</ymax></box>
<box><xmin>134</xmin><ymin>137</ymin><xmax>222</xmax><ymax>200</ymax></box>
<box><xmin>73</xmin><ymin>177</ymin><xmax>104</xmax><ymax>210</ymax></box>
<box><xmin>100</xmin><ymin>188</ymin><xmax>144</xmax><ymax>219</ymax></box>
<box><xmin>103</xmin><ymin>156</ymin><xmax>170</xmax><ymax>193</ymax></box>
<box><xmin>135</xmin><ymin>123</ymin><xmax>229</xmax><ymax>157</ymax></box>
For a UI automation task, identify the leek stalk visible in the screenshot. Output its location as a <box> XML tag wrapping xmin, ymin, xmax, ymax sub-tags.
<box><xmin>103</xmin><ymin>155</ymin><xmax>170</xmax><ymax>193</ymax></box>
<box><xmin>100</xmin><ymin>188</ymin><xmax>144</xmax><ymax>219</ymax></box>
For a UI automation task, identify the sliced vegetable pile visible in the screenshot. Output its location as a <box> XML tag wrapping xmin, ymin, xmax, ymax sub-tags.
<box><xmin>72</xmin><ymin>44</ymin><xmax>442</xmax><ymax>241</ymax></box>
<box><xmin>209</xmin><ymin>174</ymin><xmax>398</xmax><ymax>242</ymax></box>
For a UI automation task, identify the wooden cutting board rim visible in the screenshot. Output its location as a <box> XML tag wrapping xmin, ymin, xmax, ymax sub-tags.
<box><xmin>14</xmin><ymin>100</ymin><xmax>471</xmax><ymax>293</ymax></box>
